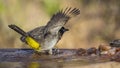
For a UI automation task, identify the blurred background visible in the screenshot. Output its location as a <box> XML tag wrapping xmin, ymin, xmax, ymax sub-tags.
<box><xmin>0</xmin><ymin>0</ymin><xmax>120</xmax><ymax>49</ymax></box>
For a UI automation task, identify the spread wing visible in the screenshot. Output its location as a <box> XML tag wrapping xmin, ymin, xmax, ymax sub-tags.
<box><xmin>44</xmin><ymin>7</ymin><xmax>80</xmax><ymax>33</ymax></box>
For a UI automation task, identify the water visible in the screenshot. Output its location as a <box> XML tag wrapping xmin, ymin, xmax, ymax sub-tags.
<box><xmin>0</xmin><ymin>60</ymin><xmax>93</xmax><ymax>68</ymax></box>
<box><xmin>0</xmin><ymin>49</ymin><xmax>119</xmax><ymax>68</ymax></box>
<box><xmin>0</xmin><ymin>61</ymin><xmax>119</xmax><ymax>68</ymax></box>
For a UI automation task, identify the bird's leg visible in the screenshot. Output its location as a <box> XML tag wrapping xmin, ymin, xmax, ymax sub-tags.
<box><xmin>34</xmin><ymin>49</ymin><xmax>56</xmax><ymax>55</ymax></box>
<box><xmin>53</xmin><ymin>48</ymin><xmax>60</xmax><ymax>55</ymax></box>
<box><xmin>47</xmin><ymin>48</ymin><xmax>60</xmax><ymax>55</ymax></box>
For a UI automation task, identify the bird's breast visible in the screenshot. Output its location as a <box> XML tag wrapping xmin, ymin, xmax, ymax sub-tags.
<box><xmin>42</xmin><ymin>35</ymin><xmax>59</xmax><ymax>50</ymax></box>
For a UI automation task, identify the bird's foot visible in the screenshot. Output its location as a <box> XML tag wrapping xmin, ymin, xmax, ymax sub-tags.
<box><xmin>52</xmin><ymin>48</ymin><xmax>62</xmax><ymax>55</ymax></box>
<box><xmin>34</xmin><ymin>48</ymin><xmax>62</xmax><ymax>55</ymax></box>
<box><xmin>45</xmin><ymin>48</ymin><xmax>61</xmax><ymax>55</ymax></box>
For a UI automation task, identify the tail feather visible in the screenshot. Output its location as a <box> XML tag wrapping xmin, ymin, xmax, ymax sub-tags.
<box><xmin>8</xmin><ymin>24</ymin><xmax>28</xmax><ymax>37</ymax></box>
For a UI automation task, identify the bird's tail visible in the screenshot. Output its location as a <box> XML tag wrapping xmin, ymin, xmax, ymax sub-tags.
<box><xmin>8</xmin><ymin>24</ymin><xmax>41</xmax><ymax>51</ymax></box>
<box><xmin>8</xmin><ymin>24</ymin><xmax>28</xmax><ymax>37</ymax></box>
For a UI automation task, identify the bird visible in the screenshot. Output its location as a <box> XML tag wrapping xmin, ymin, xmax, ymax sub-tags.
<box><xmin>8</xmin><ymin>7</ymin><xmax>80</xmax><ymax>54</ymax></box>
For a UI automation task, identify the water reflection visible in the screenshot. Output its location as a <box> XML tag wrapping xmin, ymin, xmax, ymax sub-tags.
<box><xmin>0</xmin><ymin>60</ymin><xmax>90</xmax><ymax>68</ymax></box>
<box><xmin>1</xmin><ymin>60</ymin><xmax>120</xmax><ymax>68</ymax></box>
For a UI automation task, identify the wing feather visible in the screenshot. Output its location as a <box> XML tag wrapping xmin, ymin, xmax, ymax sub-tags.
<box><xmin>45</xmin><ymin>7</ymin><xmax>80</xmax><ymax>33</ymax></box>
